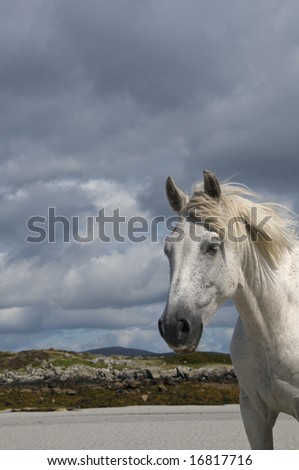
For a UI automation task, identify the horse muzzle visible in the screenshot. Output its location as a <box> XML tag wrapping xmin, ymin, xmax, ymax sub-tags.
<box><xmin>158</xmin><ymin>307</ymin><xmax>203</xmax><ymax>353</ymax></box>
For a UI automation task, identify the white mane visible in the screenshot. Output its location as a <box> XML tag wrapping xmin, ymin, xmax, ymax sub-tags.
<box><xmin>183</xmin><ymin>182</ymin><xmax>298</xmax><ymax>272</ymax></box>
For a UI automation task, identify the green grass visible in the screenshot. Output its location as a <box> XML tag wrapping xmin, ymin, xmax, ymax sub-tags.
<box><xmin>153</xmin><ymin>351</ymin><xmax>232</xmax><ymax>368</ymax></box>
<box><xmin>0</xmin><ymin>382</ymin><xmax>239</xmax><ymax>411</ymax></box>
<box><xmin>0</xmin><ymin>350</ymin><xmax>106</xmax><ymax>371</ymax></box>
<box><xmin>0</xmin><ymin>349</ymin><xmax>232</xmax><ymax>372</ymax></box>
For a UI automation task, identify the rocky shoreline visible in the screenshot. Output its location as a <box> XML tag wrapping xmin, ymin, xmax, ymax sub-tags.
<box><xmin>0</xmin><ymin>351</ymin><xmax>239</xmax><ymax>410</ymax></box>
<box><xmin>1</xmin><ymin>356</ymin><xmax>237</xmax><ymax>388</ymax></box>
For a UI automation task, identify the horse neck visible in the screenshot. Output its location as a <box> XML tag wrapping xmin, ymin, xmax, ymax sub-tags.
<box><xmin>232</xmin><ymin>250</ymin><xmax>294</xmax><ymax>346</ymax></box>
<box><xmin>233</xmin><ymin>279</ymin><xmax>279</xmax><ymax>344</ymax></box>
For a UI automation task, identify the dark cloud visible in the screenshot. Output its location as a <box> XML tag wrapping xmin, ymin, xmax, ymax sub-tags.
<box><xmin>0</xmin><ymin>0</ymin><xmax>298</xmax><ymax>352</ymax></box>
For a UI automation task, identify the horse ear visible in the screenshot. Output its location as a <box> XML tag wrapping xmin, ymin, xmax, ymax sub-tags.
<box><xmin>166</xmin><ymin>176</ymin><xmax>188</xmax><ymax>212</ymax></box>
<box><xmin>203</xmin><ymin>170</ymin><xmax>221</xmax><ymax>199</ymax></box>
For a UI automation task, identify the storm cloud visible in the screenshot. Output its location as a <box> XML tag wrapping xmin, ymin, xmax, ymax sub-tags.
<box><xmin>0</xmin><ymin>0</ymin><xmax>298</xmax><ymax>352</ymax></box>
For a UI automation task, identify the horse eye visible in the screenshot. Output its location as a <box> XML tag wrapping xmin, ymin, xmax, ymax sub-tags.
<box><xmin>206</xmin><ymin>242</ymin><xmax>221</xmax><ymax>255</ymax></box>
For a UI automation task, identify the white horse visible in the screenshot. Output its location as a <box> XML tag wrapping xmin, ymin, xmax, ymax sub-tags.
<box><xmin>158</xmin><ymin>170</ymin><xmax>299</xmax><ymax>449</ymax></box>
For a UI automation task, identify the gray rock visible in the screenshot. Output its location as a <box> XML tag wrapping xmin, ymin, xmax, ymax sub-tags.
<box><xmin>145</xmin><ymin>367</ymin><xmax>162</xmax><ymax>380</ymax></box>
<box><xmin>0</xmin><ymin>361</ymin><xmax>236</xmax><ymax>388</ymax></box>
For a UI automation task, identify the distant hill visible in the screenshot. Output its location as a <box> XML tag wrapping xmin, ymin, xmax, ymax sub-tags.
<box><xmin>84</xmin><ymin>346</ymin><xmax>172</xmax><ymax>357</ymax></box>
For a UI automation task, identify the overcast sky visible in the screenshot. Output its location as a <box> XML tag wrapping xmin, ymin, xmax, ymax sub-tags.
<box><xmin>1</xmin><ymin>0</ymin><xmax>299</xmax><ymax>353</ymax></box>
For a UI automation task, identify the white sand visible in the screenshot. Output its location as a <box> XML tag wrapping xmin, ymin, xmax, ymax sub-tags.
<box><xmin>0</xmin><ymin>405</ymin><xmax>298</xmax><ymax>450</ymax></box>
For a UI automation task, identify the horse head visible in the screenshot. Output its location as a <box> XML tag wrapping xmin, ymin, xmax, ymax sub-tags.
<box><xmin>158</xmin><ymin>170</ymin><xmax>240</xmax><ymax>353</ymax></box>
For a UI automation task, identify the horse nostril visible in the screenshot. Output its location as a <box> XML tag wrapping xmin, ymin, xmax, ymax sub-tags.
<box><xmin>178</xmin><ymin>318</ymin><xmax>191</xmax><ymax>335</ymax></box>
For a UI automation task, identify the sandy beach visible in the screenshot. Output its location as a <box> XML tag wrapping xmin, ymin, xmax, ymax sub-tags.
<box><xmin>0</xmin><ymin>405</ymin><xmax>298</xmax><ymax>450</ymax></box>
